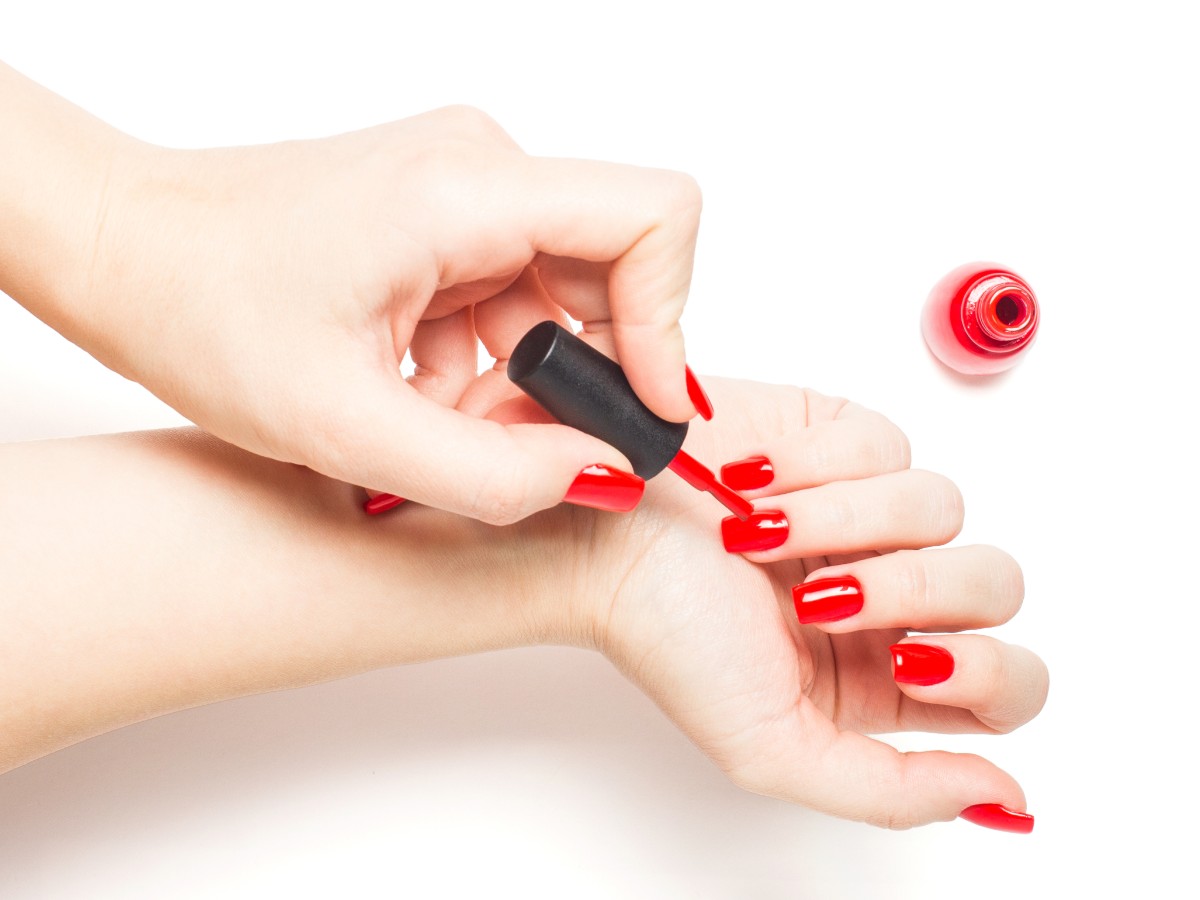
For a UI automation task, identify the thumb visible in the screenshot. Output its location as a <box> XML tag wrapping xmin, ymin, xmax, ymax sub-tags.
<box><xmin>323</xmin><ymin>378</ymin><xmax>640</xmax><ymax>525</ymax></box>
<box><xmin>733</xmin><ymin>702</ymin><xmax>1032</xmax><ymax>833</ymax></box>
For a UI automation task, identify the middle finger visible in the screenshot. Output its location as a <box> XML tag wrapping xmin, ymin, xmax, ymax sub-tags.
<box><xmin>720</xmin><ymin>469</ymin><xmax>964</xmax><ymax>562</ymax></box>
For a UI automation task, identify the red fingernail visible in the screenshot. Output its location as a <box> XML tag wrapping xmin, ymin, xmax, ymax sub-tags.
<box><xmin>721</xmin><ymin>455</ymin><xmax>774</xmax><ymax>491</ymax></box>
<box><xmin>685</xmin><ymin>366</ymin><xmax>714</xmax><ymax>421</ymax></box>
<box><xmin>959</xmin><ymin>804</ymin><xmax>1035</xmax><ymax>834</ymax></box>
<box><xmin>890</xmin><ymin>643</ymin><xmax>955</xmax><ymax>685</ymax></box>
<box><xmin>364</xmin><ymin>493</ymin><xmax>407</xmax><ymax>515</ymax></box>
<box><xmin>721</xmin><ymin>510</ymin><xmax>788</xmax><ymax>553</ymax></box>
<box><xmin>564</xmin><ymin>464</ymin><xmax>645</xmax><ymax>512</ymax></box>
<box><xmin>793</xmin><ymin>576</ymin><xmax>864</xmax><ymax>624</ymax></box>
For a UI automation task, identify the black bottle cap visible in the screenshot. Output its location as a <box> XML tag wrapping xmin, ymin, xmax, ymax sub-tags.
<box><xmin>507</xmin><ymin>321</ymin><xmax>688</xmax><ymax>479</ymax></box>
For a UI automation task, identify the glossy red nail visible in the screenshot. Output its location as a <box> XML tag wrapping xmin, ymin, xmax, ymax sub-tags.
<box><xmin>721</xmin><ymin>510</ymin><xmax>788</xmax><ymax>553</ymax></box>
<box><xmin>890</xmin><ymin>643</ymin><xmax>955</xmax><ymax>686</ymax></box>
<box><xmin>564</xmin><ymin>464</ymin><xmax>645</xmax><ymax>512</ymax></box>
<box><xmin>721</xmin><ymin>455</ymin><xmax>774</xmax><ymax>491</ymax></box>
<box><xmin>959</xmin><ymin>804</ymin><xmax>1035</xmax><ymax>834</ymax></box>
<box><xmin>685</xmin><ymin>366</ymin><xmax>714</xmax><ymax>421</ymax></box>
<box><xmin>364</xmin><ymin>493</ymin><xmax>407</xmax><ymax>515</ymax></box>
<box><xmin>921</xmin><ymin>261</ymin><xmax>1040</xmax><ymax>375</ymax></box>
<box><xmin>793</xmin><ymin>576</ymin><xmax>864</xmax><ymax>623</ymax></box>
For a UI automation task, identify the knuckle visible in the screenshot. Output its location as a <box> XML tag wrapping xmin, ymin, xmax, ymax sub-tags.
<box><xmin>981</xmin><ymin>638</ymin><xmax>1011</xmax><ymax>687</ymax></box>
<box><xmin>722</xmin><ymin>750</ymin><xmax>781</xmax><ymax>799</ymax></box>
<box><xmin>893</xmin><ymin>550</ymin><xmax>935</xmax><ymax>622</ymax></box>
<box><xmin>866</xmin><ymin>808</ymin><xmax>921</xmax><ymax>832</ymax></box>
<box><xmin>924</xmin><ymin>473</ymin><xmax>965</xmax><ymax>543</ymax></box>
<box><xmin>823</xmin><ymin>491</ymin><xmax>861</xmax><ymax>536</ymax></box>
<box><xmin>985</xmin><ymin>547</ymin><xmax>1026</xmax><ymax>620</ymax></box>
<box><xmin>463</xmin><ymin>460</ymin><xmax>539</xmax><ymax>526</ymax></box>
<box><xmin>433</xmin><ymin>104</ymin><xmax>511</xmax><ymax>144</ymax></box>
<box><xmin>657</xmin><ymin>170</ymin><xmax>703</xmax><ymax>222</ymax></box>
<box><xmin>851</xmin><ymin>414</ymin><xmax>912</xmax><ymax>475</ymax></box>
<box><xmin>880</xmin><ymin>419</ymin><xmax>913</xmax><ymax>471</ymax></box>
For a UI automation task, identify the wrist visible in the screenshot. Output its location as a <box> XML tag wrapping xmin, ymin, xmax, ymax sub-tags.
<box><xmin>354</xmin><ymin>504</ymin><xmax>598</xmax><ymax>663</ymax></box>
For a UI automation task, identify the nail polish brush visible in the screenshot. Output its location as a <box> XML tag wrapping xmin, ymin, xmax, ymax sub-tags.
<box><xmin>507</xmin><ymin>321</ymin><xmax>753</xmax><ymax>520</ymax></box>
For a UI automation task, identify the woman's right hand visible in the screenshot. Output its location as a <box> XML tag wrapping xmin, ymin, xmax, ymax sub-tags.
<box><xmin>563</xmin><ymin>379</ymin><xmax>1048</xmax><ymax>832</ymax></box>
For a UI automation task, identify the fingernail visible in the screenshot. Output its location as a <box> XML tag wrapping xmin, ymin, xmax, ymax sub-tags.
<box><xmin>686</xmin><ymin>366</ymin><xmax>714</xmax><ymax>421</ymax></box>
<box><xmin>793</xmin><ymin>576</ymin><xmax>864</xmax><ymax>623</ymax></box>
<box><xmin>721</xmin><ymin>455</ymin><xmax>774</xmax><ymax>491</ymax></box>
<box><xmin>959</xmin><ymin>804</ymin><xmax>1035</xmax><ymax>834</ymax></box>
<box><xmin>890</xmin><ymin>643</ymin><xmax>955</xmax><ymax>686</ymax></box>
<box><xmin>721</xmin><ymin>510</ymin><xmax>788</xmax><ymax>553</ymax></box>
<box><xmin>364</xmin><ymin>493</ymin><xmax>407</xmax><ymax>515</ymax></box>
<box><xmin>564</xmin><ymin>464</ymin><xmax>645</xmax><ymax>512</ymax></box>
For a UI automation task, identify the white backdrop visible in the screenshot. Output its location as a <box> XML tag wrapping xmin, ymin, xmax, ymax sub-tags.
<box><xmin>1</xmin><ymin>1</ymin><xmax>1196</xmax><ymax>896</ymax></box>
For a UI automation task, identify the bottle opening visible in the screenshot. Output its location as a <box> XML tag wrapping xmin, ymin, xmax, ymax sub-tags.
<box><xmin>974</xmin><ymin>279</ymin><xmax>1037</xmax><ymax>342</ymax></box>
<box><xmin>994</xmin><ymin>293</ymin><xmax>1028</xmax><ymax>327</ymax></box>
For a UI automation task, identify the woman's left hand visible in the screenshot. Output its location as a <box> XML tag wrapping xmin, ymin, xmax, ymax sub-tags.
<box><xmin>570</xmin><ymin>380</ymin><xmax>1048</xmax><ymax>832</ymax></box>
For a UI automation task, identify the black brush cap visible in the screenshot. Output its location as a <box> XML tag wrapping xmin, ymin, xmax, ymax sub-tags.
<box><xmin>507</xmin><ymin>321</ymin><xmax>688</xmax><ymax>479</ymax></box>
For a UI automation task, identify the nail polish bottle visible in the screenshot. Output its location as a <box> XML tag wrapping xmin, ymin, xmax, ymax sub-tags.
<box><xmin>921</xmin><ymin>262</ymin><xmax>1040</xmax><ymax>375</ymax></box>
<box><xmin>508</xmin><ymin>321</ymin><xmax>753</xmax><ymax>519</ymax></box>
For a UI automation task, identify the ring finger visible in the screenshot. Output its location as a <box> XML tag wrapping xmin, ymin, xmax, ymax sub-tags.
<box><xmin>790</xmin><ymin>544</ymin><xmax>1024</xmax><ymax>632</ymax></box>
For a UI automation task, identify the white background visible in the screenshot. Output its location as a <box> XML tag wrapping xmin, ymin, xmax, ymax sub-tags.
<box><xmin>1</xmin><ymin>1</ymin><xmax>1196</xmax><ymax>896</ymax></box>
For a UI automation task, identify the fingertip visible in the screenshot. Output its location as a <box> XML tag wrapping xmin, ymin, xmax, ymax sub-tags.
<box><xmin>612</xmin><ymin>324</ymin><xmax>695</xmax><ymax>424</ymax></box>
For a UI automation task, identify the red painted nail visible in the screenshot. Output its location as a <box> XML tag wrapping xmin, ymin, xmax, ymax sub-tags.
<box><xmin>959</xmin><ymin>804</ymin><xmax>1035</xmax><ymax>834</ymax></box>
<box><xmin>721</xmin><ymin>455</ymin><xmax>774</xmax><ymax>491</ymax></box>
<box><xmin>890</xmin><ymin>643</ymin><xmax>955</xmax><ymax>686</ymax></box>
<box><xmin>721</xmin><ymin>510</ymin><xmax>788</xmax><ymax>553</ymax></box>
<box><xmin>793</xmin><ymin>576</ymin><xmax>864</xmax><ymax>624</ymax></box>
<box><xmin>564</xmin><ymin>464</ymin><xmax>645</xmax><ymax>512</ymax></box>
<box><xmin>364</xmin><ymin>493</ymin><xmax>407</xmax><ymax>515</ymax></box>
<box><xmin>685</xmin><ymin>366</ymin><xmax>714</xmax><ymax>421</ymax></box>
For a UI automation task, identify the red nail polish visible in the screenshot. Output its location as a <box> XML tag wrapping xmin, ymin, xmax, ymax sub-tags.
<box><xmin>721</xmin><ymin>455</ymin><xmax>774</xmax><ymax>491</ymax></box>
<box><xmin>668</xmin><ymin>450</ymin><xmax>754</xmax><ymax>520</ymax></box>
<box><xmin>364</xmin><ymin>493</ymin><xmax>407</xmax><ymax>515</ymax></box>
<box><xmin>921</xmin><ymin>262</ymin><xmax>1040</xmax><ymax>375</ymax></box>
<box><xmin>793</xmin><ymin>576</ymin><xmax>864</xmax><ymax>623</ymax></box>
<box><xmin>890</xmin><ymin>643</ymin><xmax>955</xmax><ymax>685</ymax></box>
<box><xmin>721</xmin><ymin>510</ymin><xmax>788</xmax><ymax>553</ymax></box>
<box><xmin>564</xmin><ymin>464</ymin><xmax>645</xmax><ymax>512</ymax></box>
<box><xmin>685</xmin><ymin>366</ymin><xmax>714</xmax><ymax>421</ymax></box>
<box><xmin>959</xmin><ymin>804</ymin><xmax>1035</xmax><ymax>834</ymax></box>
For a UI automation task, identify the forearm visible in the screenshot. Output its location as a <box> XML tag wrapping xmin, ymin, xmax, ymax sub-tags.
<box><xmin>0</xmin><ymin>63</ymin><xmax>136</xmax><ymax>335</ymax></box>
<box><xmin>0</xmin><ymin>429</ymin><xmax>570</xmax><ymax>773</ymax></box>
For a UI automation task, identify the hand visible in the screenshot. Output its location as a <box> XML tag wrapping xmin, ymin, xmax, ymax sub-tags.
<box><xmin>75</xmin><ymin>105</ymin><xmax>702</xmax><ymax>522</ymax></box>
<box><xmin>565</xmin><ymin>380</ymin><xmax>1048</xmax><ymax>831</ymax></box>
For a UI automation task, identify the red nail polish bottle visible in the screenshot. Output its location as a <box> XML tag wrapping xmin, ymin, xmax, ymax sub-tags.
<box><xmin>921</xmin><ymin>262</ymin><xmax>1040</xmax><ymax>375</ymax></box>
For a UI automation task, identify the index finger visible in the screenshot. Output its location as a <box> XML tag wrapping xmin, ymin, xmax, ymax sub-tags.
<box><xmin>520</xmin><ymin>157</ymin><xmax>702</xmax><ymax>425</ymax></box>
<box><xmin>425</xmin><ymin>152</ymin><xmax>702</xmax><ymax>424</ymax></box>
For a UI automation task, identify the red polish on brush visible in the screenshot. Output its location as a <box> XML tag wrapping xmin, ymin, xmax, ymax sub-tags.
<box><xmin>921</xmin><ymin>262</ymin><xmax>1040</xmax><ymax>375</ymax></box>
<box><xmin>507</xmin><ymin>321</ymin><xmax>753</xmax><ymax>520</ymax></box>
<box><xmin>666</xmin><ymin>450</ymin><xmax>754</xmax><ymax>519</ymax></box>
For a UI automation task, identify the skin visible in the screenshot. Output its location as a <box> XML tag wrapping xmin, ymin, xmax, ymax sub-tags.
<box><xmin>0</xmin><ymin>380</ymin><xmax>1047</xmax><ymax>829</ymax></box>
<box><xmin>0</xmin><ymin>61</ymin><xmax>701</xmax><ymax>524</ymax></box>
